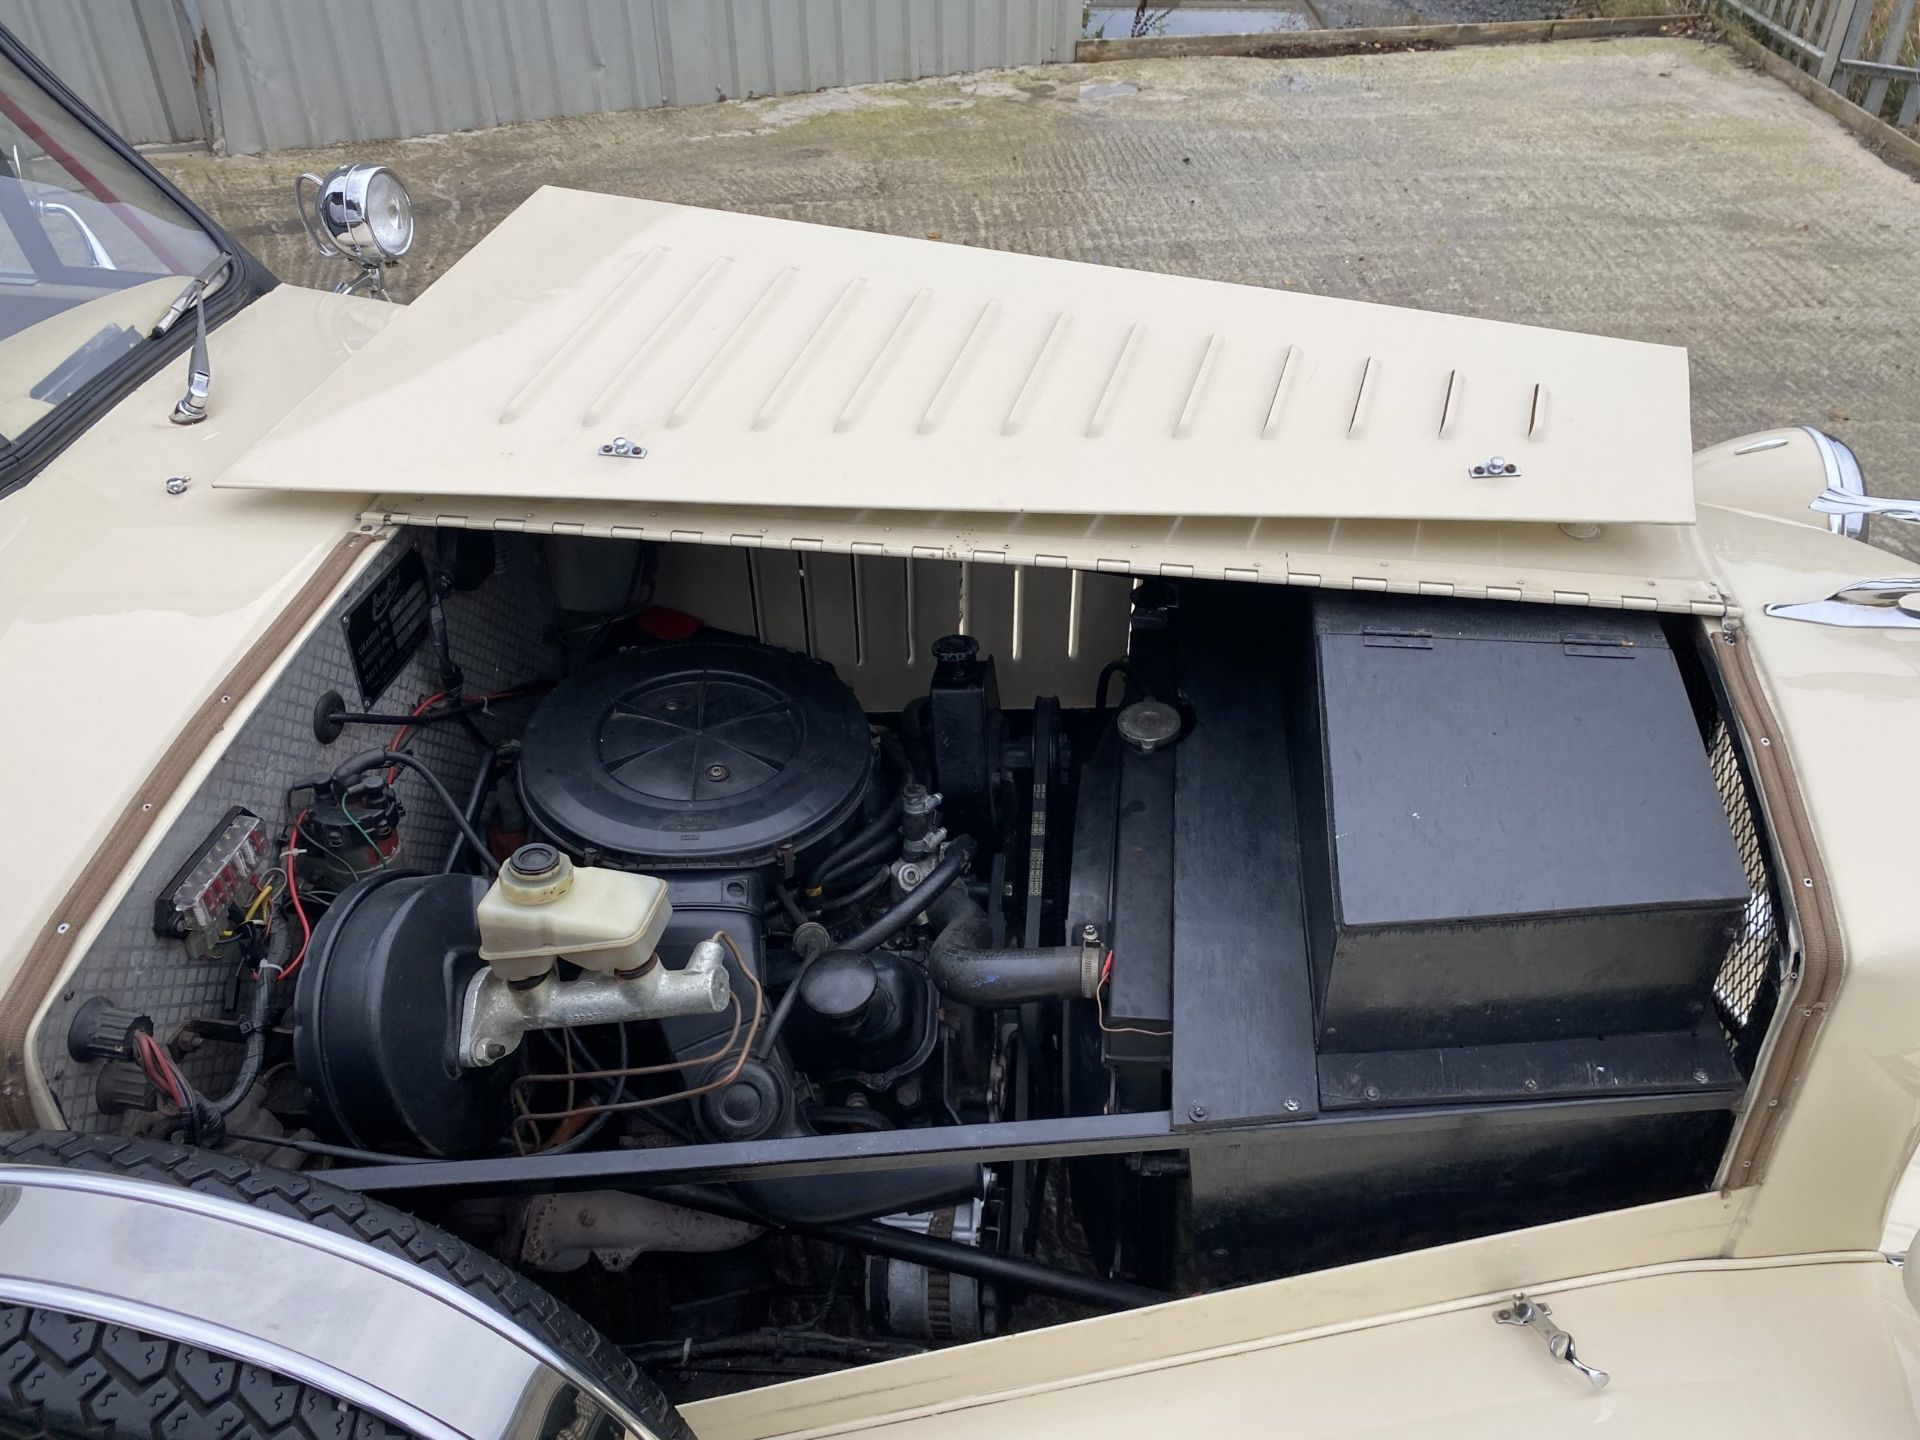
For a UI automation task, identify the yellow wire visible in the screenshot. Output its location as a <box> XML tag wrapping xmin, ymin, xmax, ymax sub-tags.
<box><xmin>241</xmin><ymin>884</ymin><xmax>273</xmax><ymax>925</ymax></box>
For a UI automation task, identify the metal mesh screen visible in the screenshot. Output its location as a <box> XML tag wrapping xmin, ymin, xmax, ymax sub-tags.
<box><xmin>1703</xmin><ymin>715</ymin><xmax>1787</xmax><ymax>1066</ymax></box>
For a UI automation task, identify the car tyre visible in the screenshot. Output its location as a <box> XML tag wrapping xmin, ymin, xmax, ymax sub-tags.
<box><xmin>0</xmin><ymin>1131</ymin><xmax>691</xmax><ymax>1440</ymax></box>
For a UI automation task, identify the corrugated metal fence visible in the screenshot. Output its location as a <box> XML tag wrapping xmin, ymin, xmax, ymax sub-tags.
<box><xmin>1710</xmin><ymin>0</ymin><xmax>1920</xmax><ymax>129</ymax></box>
<box><xmin>0</xmin><ymin>0</ymin><xmax>1082</xmax><ymax>155</ymax></box>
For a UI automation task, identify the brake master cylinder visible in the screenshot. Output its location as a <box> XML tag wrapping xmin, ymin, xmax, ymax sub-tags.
<box><xmin>460</xmin><ymin>843</ymin><xmax>730</xmax><ymax>1067</ymax></box>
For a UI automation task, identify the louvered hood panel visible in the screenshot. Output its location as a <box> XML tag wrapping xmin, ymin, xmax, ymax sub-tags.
<box><xmin>218</xmin><ymin>187</ymin><xmax>1694</xmax><ymax>526</ymax></box>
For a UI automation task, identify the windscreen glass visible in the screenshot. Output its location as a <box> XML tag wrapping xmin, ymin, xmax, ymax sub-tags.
<box><xmin>0</xmin><ymin>52</ymin><xmax>221</xmax><ymax>442</ymax></box>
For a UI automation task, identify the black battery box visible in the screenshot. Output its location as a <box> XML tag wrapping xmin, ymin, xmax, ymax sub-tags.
<box><xmin>1296</xmin><ymin>594</ymin><xmax>1749</xmax><ymax>1052</ymax></box>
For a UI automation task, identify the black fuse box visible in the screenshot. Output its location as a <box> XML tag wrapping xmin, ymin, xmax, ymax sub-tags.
<box><xmin>1296</xmin><ymin>594</ymin><xmax>1750</xmax><ymax>1052</ymax></box>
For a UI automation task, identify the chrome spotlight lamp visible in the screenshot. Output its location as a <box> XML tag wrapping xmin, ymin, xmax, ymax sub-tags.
<box><xmin>295</xmin><ymin>162</ymin><xmax>415</xmax><ymax>299</ymax></box>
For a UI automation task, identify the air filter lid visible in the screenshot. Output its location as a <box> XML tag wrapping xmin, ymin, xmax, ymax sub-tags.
<box><xmin>518</xmin><ymin>640</ymin><xmax>873</xmax><ymax>869</ymax></box>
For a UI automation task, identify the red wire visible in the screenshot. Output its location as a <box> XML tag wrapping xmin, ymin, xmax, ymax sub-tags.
<box><xmin>384</xmin><ymin>684</ymin><xmax>544</xmax><ymax>784</ymax></box>
<box><xmin>134</xmin><ymin>1032</ymin><xmax>182</xmax><ymax>1109</ymax></box>
<box><xmin>385</xmin><ymin>691</ymin><xmax>448</xmax><ymax>783</ymax></box>
<box><xmin>281</xmin><ymin>810</ymin><xmax>313</xmax><ymax>980</ymax></box>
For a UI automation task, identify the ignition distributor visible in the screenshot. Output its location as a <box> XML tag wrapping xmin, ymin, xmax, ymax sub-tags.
<box><xmin>288</xmin><ymin>766</ymin><xmax>403</xmax><ymax>896</ymax></box>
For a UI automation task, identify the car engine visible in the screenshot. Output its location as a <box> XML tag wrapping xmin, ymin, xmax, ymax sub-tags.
<box><xmin>47</xmin><ymin>531</ymin><xmax>1785</xmax><ymax>1391</ymax></box>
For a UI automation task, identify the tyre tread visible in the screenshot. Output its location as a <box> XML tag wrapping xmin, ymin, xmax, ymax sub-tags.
<box><xmin>0</xmin><ymin>1132</ymin><xmax>688</xmax><ymax>1440</ymax></box>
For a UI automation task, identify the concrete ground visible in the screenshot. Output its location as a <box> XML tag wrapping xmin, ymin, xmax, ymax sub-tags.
<box><xmin>159</xmin><ymin>34</ymin><xmax>1920</xmax><ymax>513</ymax></box>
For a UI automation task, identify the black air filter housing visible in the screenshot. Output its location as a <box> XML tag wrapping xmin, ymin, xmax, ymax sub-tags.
<box><xmin>519</xmin><ymin>640</ymin><xmax>873</xmax><ymax>871</ymax></box>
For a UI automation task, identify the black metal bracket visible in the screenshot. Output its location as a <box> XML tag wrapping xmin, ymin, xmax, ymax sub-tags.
<box><xmin>322</xmin><ymin>1089</ymin><xmax>1739</xmax><ymax>1199</ymax></box>
<box><xmin>310</xmin><ymin>689</ymin><xmax>496</xmax><ymax>745</ymax></box>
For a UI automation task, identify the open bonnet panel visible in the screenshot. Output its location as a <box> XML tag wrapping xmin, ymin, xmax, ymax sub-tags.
<box><xmin>216</xmin><ymin>187</ymin><xmax>1696</xmax><ymax>528</ymax></box>
<box><xmin>41</xmin><ymin>195</ymin><xmax>1793</xmax><ymax>1393</ymax></box>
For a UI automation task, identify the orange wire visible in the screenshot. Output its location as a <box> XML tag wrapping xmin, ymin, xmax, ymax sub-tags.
<box><xmin>280</xmin><ymin>810</ymin><xmax>314</xmax><ymax>980</ymax></box>
<box><xmin>1097</xmin><ymin>948</ymin><xmax>1171</xmax><ymax>1038</ymax></box>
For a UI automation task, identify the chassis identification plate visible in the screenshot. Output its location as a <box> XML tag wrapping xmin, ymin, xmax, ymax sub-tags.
<box><xmin>341</xmin><ymin>547</ymin><xmax>430</xmax><ymax>707</ymax></box>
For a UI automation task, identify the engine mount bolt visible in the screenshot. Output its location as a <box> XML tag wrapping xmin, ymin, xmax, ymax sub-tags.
<box><xmin>479</xmin><ymin>1040</ymin><xmax>506</xmax><ymax>1062</ymax></box>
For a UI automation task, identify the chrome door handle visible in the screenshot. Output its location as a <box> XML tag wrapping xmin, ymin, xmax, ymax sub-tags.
<box><xmin>1495</xmin><ymin>1294</ymin><xmax>1610</xmax><ymax>1389</ymax></box>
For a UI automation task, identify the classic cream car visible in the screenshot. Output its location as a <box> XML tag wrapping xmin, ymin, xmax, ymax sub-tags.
<box><xmin>2</xmin><ymin>21</ymin><xmax>1919</xmax><ymax>1440</ymax></box>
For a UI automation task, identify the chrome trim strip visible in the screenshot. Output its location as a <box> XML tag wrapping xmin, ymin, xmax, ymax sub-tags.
<box><xmin>1764</xmin><ymin>598</ymin><xmax>1920</xmax><ymax>628</ymax></box>
<box><xmin>1802</xmin><ymin>426</ymin><xmax>1865</xmax><ymax>538</ymax></box>
<box><xmin>0</xmin><ymin>1166</ymin><xmax>659</xmax><ymax>1440</ymax></box>
<box><xmin>1765</xmin><ymin>577</ymin><xmax>1920</xmax><ymax>629</ymax></box>
<box><xmin>1810</xmin><ymin>488</ymin><xmax>1920</xmax><ymax>525</ymax></box>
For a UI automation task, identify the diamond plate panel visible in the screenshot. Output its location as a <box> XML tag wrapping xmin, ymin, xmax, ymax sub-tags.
<box><xmin>40</xmin><ymin>532</ymin><xmax>561</xmax><ymax>1128</ymax></box>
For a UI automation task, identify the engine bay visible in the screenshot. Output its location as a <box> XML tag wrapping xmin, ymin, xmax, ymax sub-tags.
<box><xmin>43</xmin><ymin>528</ymin><xmax>1786</xmax><ymax>1396</ymax></box>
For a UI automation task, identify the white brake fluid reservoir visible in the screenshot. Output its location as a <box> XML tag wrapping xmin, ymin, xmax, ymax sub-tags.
<box><xmin>476</xmin><ymin>843</ymin><xmax>673</xmax><ymax>982</ymax></box>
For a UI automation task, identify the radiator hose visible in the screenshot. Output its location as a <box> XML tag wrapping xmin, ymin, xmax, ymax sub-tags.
<box><xmin>922</xmin><ymin>889</ymin><xmax>1095</xmax><ymax>1005</ymax></box>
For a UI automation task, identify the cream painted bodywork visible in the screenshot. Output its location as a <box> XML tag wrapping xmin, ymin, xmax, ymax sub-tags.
<box><xmin>686</xmin><ymin>1254</ymin><xmax>1920</xmax><ymax>1438</ymax></box>
<box><xmin>4</xmin><ymin>193</ymin><xmax>1920</xmax><ymax>1436</ymax></box>
<box><xmin>1694</xmin><ymin>426</ymin><xmax>1849</xmax><ymax>531</ymax></box>
<box><xmin>0</xmin><ymin>284</ymin><xmax>389</xmax><ymax>1112</ymax></box>
<box><xmin>216</xmin><ymin>188</ymin><xmax>1696</xmax><ymax>527</ymax></box>
<box><xmin>0</xmin><ymin>277</ymin><xmax>182</xmax><ymax>438</ymax></box>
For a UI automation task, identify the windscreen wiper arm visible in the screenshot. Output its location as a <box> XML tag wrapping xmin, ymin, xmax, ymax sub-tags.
<box><xmin>149</xmin><ymin>251</ymin><xmax>231</xmax><ymax>337</ymax></box>
<box><xmin>151</xmin><ymin>251</ymin><xmax>233</xmax><ymax>426</ymax></box>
